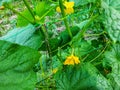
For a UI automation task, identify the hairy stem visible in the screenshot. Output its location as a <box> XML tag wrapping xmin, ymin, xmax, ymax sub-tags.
<box><xmin>41</xmin><ymin>25</ymin><xmax>52</xmax><ymax>60</ymax></box>
<box><xmin>59</xmin><ymin>0</ymin><xmax>73</xmax><ymax>39</ymax></box>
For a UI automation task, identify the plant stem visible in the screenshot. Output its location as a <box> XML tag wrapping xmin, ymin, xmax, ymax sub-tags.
<box><xmin>59</xmin><ymin>0</ymin><xmax>73</xmax><ymax>39</ymax></box>
<box><xmin>4</xmin><ymin>4</ymin><xmax>34</xmax><ymax>24</ymax></box>
<box><xmin>84</xmin><ymin>31</ymin><xmax>106</xmax><ymax>37</ymax></box>
<box><xmin>80</xmin><ymin>15</ymin><xmax>98</xmax><ymax>38</ymax></box>
<box><xmin>94</xmin><ymin>62</ymin><xmax>102</xmax><ymax>66</ymax></box>
<box><xmin>73</xmin><ymin>14</ymin><xmax>98</xmax><ymax>42</ymax></box>
<box><xmin>22</xmin><ymin>0</ymin><xmax>35</xmax><ymax>21</ymax></box>
<box><xmin>90</xmin><ymin>41</ymin><xmax>110</xmax><ymax>63</ymax></box>
<box><xmin>41</xmin><ymin>25</ymin><xmax>52</xmax><ymax>60</ymax></box>
<box><xmin>39</xmin><ymin>57</ymin><xmax>45</xmax><ymax>77</ymax></box>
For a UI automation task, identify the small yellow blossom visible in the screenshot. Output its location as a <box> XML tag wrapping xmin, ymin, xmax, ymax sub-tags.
<box><xmin>63</xmin><ymin>1</ymin><xmax>74</xmax><ymax>8</ymax></box>
<box><xmin>64</xmin><ymin>8</ymin><xmax>74</xmax><ymax>14</ymax></box>
<box><xmin>52</xmin><ymin>68</ymin><xmax>58</xmax><ymax>74</ymax></box>
<box><xmin>64</xmin><ymin>55</ymin><xmax>80</xmax><ymax>65</ymax></box>
<box><xmin>0</xmin><ymin>6</ymin><xmax>5</xmax><ymax>10</ymax></box>
<box><xmin>56</xmin><ymin>1</ymin><xmax>74</xmax><ymax>14</ymax></box>
<box><xmin>56</xmin><ymin>7</ymin><xmax>61</xmax><ymax>13</ymax></box>
<box><xmin>35</xmin><ymin>15</ymin><xmax>40</xmax><ymax>21</ymax></box>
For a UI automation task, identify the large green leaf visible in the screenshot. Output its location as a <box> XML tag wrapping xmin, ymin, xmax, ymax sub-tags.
<box><xmin>0</xmin><ymin>24</ymin><xmax>44</xmax><ymax>50</ymax></box>
<box><xmin>101</xmin><ymin>0</ymin><xmax>120</xmax><ymax>43</ymax></box>
<box><xmin>103</xmin><ymin>44</ymin><xmax>120</xmax><ymax>89</ymax></box>
<box><xmin>54</xmin><ymin>63</ymin><xmax>112</xmax><ymax>90</ymax></box>
<box><xmin>0</xmin><ymin>40</ymin><xmax>40</xmax><ymax>90</ymax></box>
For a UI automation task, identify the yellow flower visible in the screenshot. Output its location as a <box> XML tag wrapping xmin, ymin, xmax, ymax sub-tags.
<box><xmin>64</xmin><ymin>1</ymin><xmax>74</xmax><ymax>8</ymax></box>
<box><xmin>0</xmin><ymin>6</ymin><xmax>5</xmax><ymax>10</ymax></box>
<box><xmin>64</xmin><ymin>55</ymin><xmax>80</xmax><ymax>65</ymax></box>
<box><xmin>56</xmin><ymin>6</ymin><xmax>61</xmax><ymax>13</ymax></box>
<box><xmin>64</xmin><ymin>8</ymin><xmax>74</xmax><ymax>14</ymax></box>
<box><xmin>56</xmin><ymin>1</ymin><xmax>74</xmax><ymax>14</ymax></box>
<box><xmin>52</xmin><ymin>68</ymin><xmax>58</xmax><ymax>74</ymax></box>
<box><xmin>35</xmin><ymin>15</ymin><xmax>40</xmax><ymax>21</ymax></box>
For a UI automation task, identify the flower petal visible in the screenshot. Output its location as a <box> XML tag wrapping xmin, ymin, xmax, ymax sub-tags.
<box><xmin>64</xmin><ymin>55</ymin><xmax>80</xmax><ymax>65</ymax></box>
<box><xmin>64</xmin><ymin>1</ymin><xmax>74</xmax><ymax>8</ymax></box>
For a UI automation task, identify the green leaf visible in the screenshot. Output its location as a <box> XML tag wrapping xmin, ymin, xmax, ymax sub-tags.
<box><xmin>35</xmin><ymin>2</ymin><xmax>47</xmax><ymax>17</ymax></box>
<box><xmin>70</xmin><ymin>0</ymin><xmax>96</xmax><ymax>7</ymax></box>
<box><xmin>101</xmin><ymin>0</ymin><xmax>120</xmax><ymax>43</ymax></box>
<box><xmin>34</xmin><ymin>1</ymin><xmax>53</xmax><ymax>23</ymax></box>
<box><xmin>0</xmin><ymin>40</ymin><xmax>40</xmax><ymax>90</ymax></box>
<box><xmin>0</xmin><ymin>24</ymin><xmax>44</xmax><ymax>50</ymax></box>
<box><xmin>103</xmin><ymin>44</ymin><xmax>120</xmax><ymax>89</ymax></box>
<box><xmin>0</xmin><ymin>0</ymin><xmax>12</xmax><ymax>6</ymax></box>
<box><xmin>54</xmin><ymin>63</ymin><xmax>112</xmax><ymax>90</ymax></box>
<box><xmin>75</xmin><ymin>20</ymin><xmax>89</xmax><ymax>29</ymax></box>
<box><xmin>17</xmin><ymin>9</ymin><xmax>34</xmax><ymax>27</ymax></box>
<box><xmin>74</xmin><ymin>40</ymin><xmax>96</xmax><ymax>56</ymax></box>
<box><xmin>59</xmin><ymin>26</ymin><xmax>80</xmax><ymax>46</ymax></box>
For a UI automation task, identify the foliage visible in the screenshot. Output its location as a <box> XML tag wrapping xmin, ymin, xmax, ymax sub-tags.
<box><xmin>101</xmin><ymin>0</ymin><xmax>120</xmax><ymax>43</ymax></box>
<box><xmin>54</xmin><ymin>63</ymin><xmax>112</xmax><ymax>90</ymax></box>
<box><xmin>0</xmin><ymin>24</ymin><xmax>44</xmax><ymax>50</ymax></box>
<box><xmin>103</xmin><ymin>44</ymin><xmax>120</xmax><ymax>89</ymax></box>
<box><xmin>17</xmin><ymin>1</ymin><xmax>54</xmax><ymax>27</ymax></box>
<box><xmin>17</xmin><ymin>9</ymin><xmax>35</xmax><ymax>27</ymax></box>
<box><xmin>70</xmin><ymin>0</ymin><xmax>96</xmax><ymax>6</ymax></box>
<box><xmin>0</xmin><ymin>0</ymin><xmax>12</xmax><ymax>6</ymax></box>
<box><xmin>0</xmin><ymin>0</ymin><xmax>120</xmax><ymax>90</ymax></box>
<box><xmin>0</xmin><ymin>40</ymin><xmax>40</xmax><ymax>90</ymax></box>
